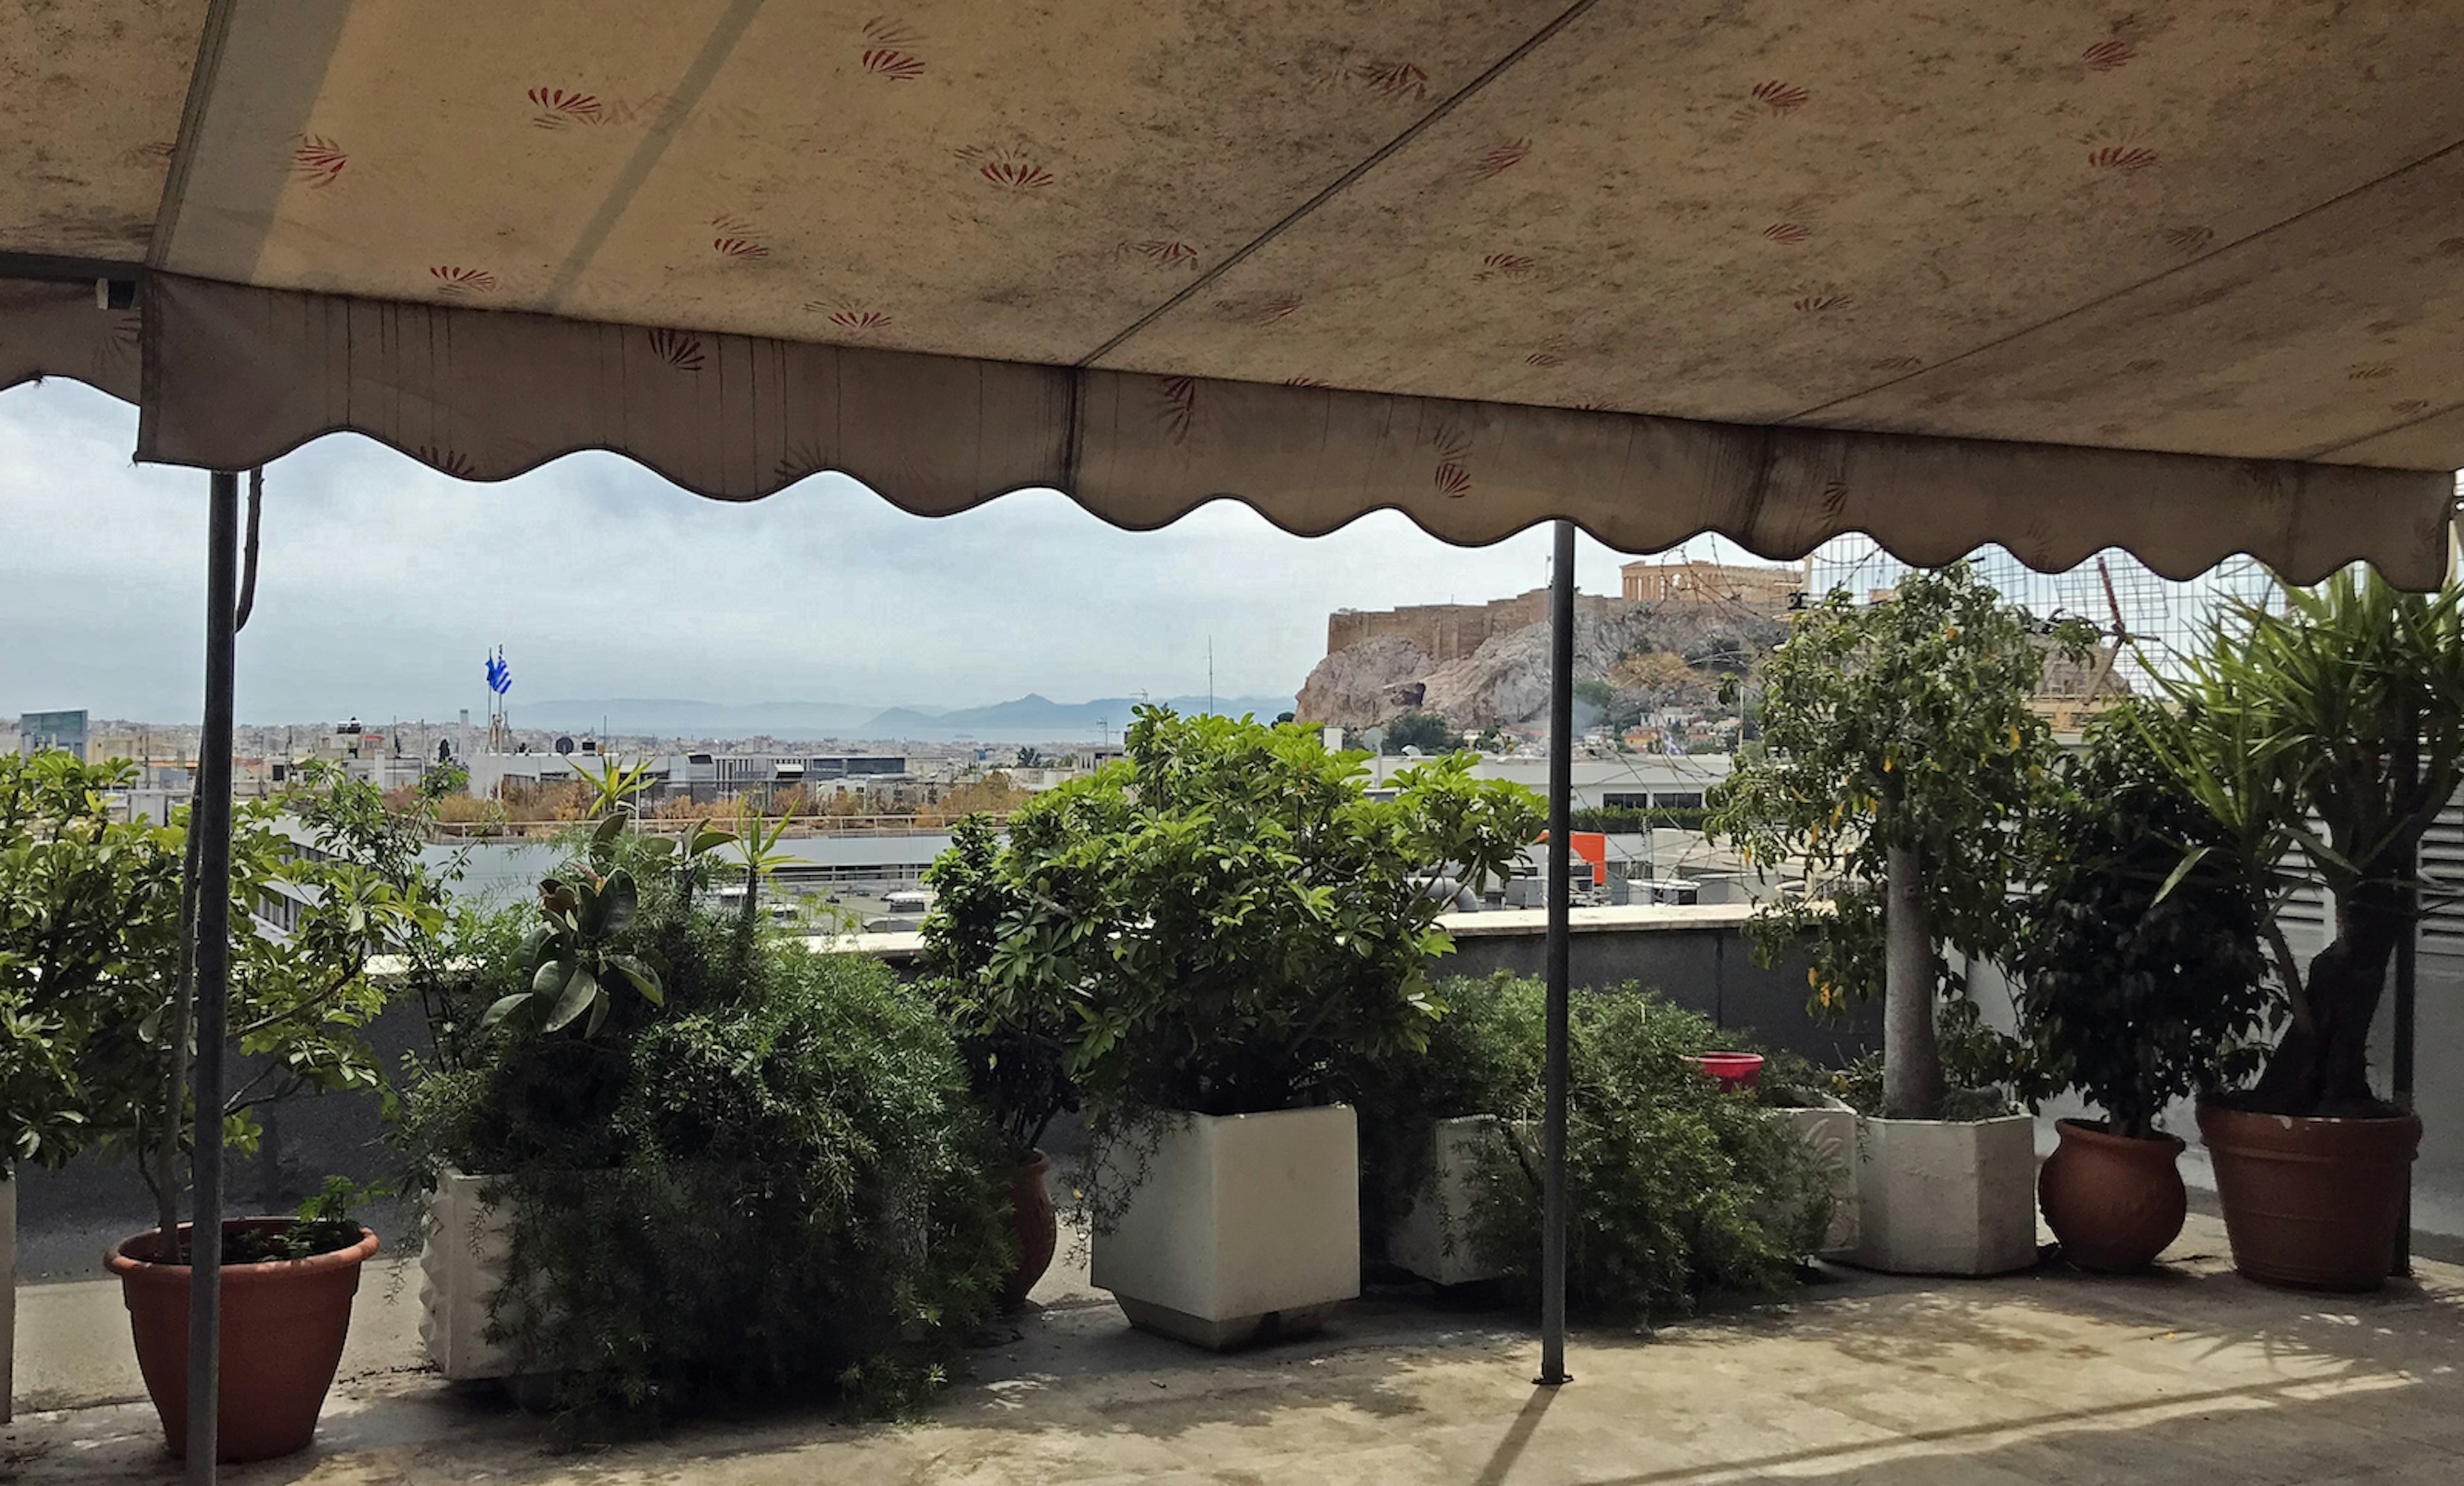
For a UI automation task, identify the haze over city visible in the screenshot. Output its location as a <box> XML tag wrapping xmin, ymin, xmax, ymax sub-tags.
<box><xmin>1</xmin><ymin>379</ymin><xmax>1698</xmax><ymax>729</ymax></box>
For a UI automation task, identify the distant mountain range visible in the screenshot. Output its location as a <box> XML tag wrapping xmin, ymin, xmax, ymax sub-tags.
<box><xmin>520</xmin><ymin>693</ymin><xmax>1295</xmax><ymax>744</ymax></box>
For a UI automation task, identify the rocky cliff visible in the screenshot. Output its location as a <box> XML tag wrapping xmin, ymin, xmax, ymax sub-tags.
<box><xmin>1296</xmin><ymin>601</ymin><xmax>1785</xmax><ymax>730</ymax></box>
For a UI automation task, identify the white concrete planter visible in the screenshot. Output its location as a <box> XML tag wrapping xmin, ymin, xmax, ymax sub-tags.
<box><xmin>1767</xmin><ymin>1097</ymin><xmax>1861</xmax><ymax>1260</ymax></box>
<box><xmin>1387</xmin><ymin>1116</ymin><xmax>1510</xmax><ymax>1286</ymax></box>
<box><xmin>418</xmin><ymin>1170</ymin><xmax>521</xmax><ymax>1381</ymax></box>
<box><xmin>1852</xmin><ymin>1113</ymin><xmax>2039</xmax><ymax>1276</ymax></box>
<box><xmin>3</xmin><ymin>1174</ymin><xmax>15</xmax><ymax>1424</ymax></box>
<box><xmin>1090</xmin><ymin>1104</ymin><xmax>1360</xmax><ymax>1349</ymax></box>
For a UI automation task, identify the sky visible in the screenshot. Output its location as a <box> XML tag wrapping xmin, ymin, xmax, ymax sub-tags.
<box><xmin>0</xmin><ymin>378</ymin><xmax>1766</xmax><ymax>725</ymax></box>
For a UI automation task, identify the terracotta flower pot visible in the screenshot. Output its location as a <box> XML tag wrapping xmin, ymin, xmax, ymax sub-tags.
<box><xmin>2037</xmin><ymin>1119</ymin><xmax>2186</xmax><ymax>1274</ymax></box>
<box><xmin>1003</xmin><ymin>1150</ymin><xmax>1057</xmax><ymax>1310</ymax></box>
<box><xmin>107</xmin><ymin>1219</ymin><xmax>379</xmax><ymax>1462</ymax></box>
<box><xmin>2197</xmin><ymin>1100</ymin><xmax>2420</xmax><ymax>1292</ymax></box>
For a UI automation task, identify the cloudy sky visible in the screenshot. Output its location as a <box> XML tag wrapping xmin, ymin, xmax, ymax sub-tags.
<box><xmin>1</xmin><ymin>378</ymin><xmax>1760</xmax><ymax>725</ymax></box>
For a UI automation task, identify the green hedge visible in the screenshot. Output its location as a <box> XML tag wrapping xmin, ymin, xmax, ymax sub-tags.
<box><xmin>400</xmin><ymin>853</ymin><xmax>1009</xmax><ymax>1432</ymax></box>
<box><xmin>1351</xmin><ymin>973</ymin><xmax>1833</xmax><ymax>1322</ymax></box>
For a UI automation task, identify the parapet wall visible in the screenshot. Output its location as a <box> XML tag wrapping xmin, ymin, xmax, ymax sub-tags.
<box><xmin>1326</xmin><ymin>589</ymin><xmax>1635</xmax><ymax>665</ymax></box>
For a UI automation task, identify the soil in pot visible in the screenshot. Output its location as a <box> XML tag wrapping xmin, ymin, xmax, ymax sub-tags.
<box><xmin>2037</xmin><ymin>1118</ymin><xmax>2186</xmax><ymax>1274</ymax></box>
<box><xmin>107</xmin><ymin>1218</ymin><xmax>380</xmax><ymax>1462</ymax></box>
<box><xmin>2197</xmin><ymin>1098</ymin><xmax>2420</xmax><ymax>1292</ymax></box>
<box><xmin>1004</xmin><ymin>1150</ymin><xmax>1057</xmax><ymax>1310</ymax></box>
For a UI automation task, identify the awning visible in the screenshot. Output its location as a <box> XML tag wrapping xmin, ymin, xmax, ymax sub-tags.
<box><xmin>6</xmin><ymin>1</ymin><xmax>2463</xmax><ymax>582</ymax></box>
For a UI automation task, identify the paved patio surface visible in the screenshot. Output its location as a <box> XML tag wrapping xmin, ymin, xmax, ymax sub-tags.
<box><xmin>8</xmin><ymin>1211</ymin><xmax>2460</xmax><ymax>1485</ymax></box>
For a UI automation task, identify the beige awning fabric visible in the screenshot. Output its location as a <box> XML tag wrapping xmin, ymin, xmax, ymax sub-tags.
<box><xmin>0</xmin><ymin>278</ymin><xmax>141</xmax><ymax>402</ymax></box>
<box><xmin>137</xmin><ymin>271</ymin><xmax>2452</xmax><ymax>581</ymax></box>
<box><xmin>6</xmin><ymin>1</ymin><xmax>2463</xmax><ymax>581</ymax></box>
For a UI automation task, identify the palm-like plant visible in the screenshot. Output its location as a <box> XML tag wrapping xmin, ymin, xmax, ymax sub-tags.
<box><xmin>568</xmin><ymin>754</ymin><xmax>658</xmax><ymax>817</ymax></box>
<box><xmin>725</xmin><ymin>801</ymin><xmax>798</xmax><ymax>935</ymax></box>
<box><xmin>2135</xmin><ymin>568</ymin><xmax>2464</xmax><ymax>1114</ymax></box>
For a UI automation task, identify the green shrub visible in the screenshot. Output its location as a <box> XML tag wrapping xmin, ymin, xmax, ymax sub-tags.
<box><xmin>400</xmin><ymin>833</ymin><xmax>1008</xmax><ymax>1431</ymax></box>
<box><xmin>946</xmin><ymin>707</ymin><xmax>1538</xmax><ymax>1118</ymax></box>
<box><xmin>1477</xmin><ymin>986</ymin><xmax>1831</xmax><ymax>1321</ymax></box>
<box><xmin>1358</xmin><ymin>975</ymin><xmax>1833</xmax><ymax>1322</ymax></box>
<box><xmin>1348</xmin><ymin>971</ymin><xmax>1545</xmax><ymax>1252</ymax></box>
<box><xmin>2016</xmin><ymin>708</ymin><xmax>2270</xmax><ymax>1136</ymax></box>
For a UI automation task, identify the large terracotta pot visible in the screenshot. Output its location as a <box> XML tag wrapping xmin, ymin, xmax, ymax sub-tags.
<box><xmin>2037</xmin><ymin>1119</ymin><xmax>2186</xmax><ymax>1274</ymax></box>
<box><xmin>2197</xmin><ymin>1100</ymin><xmax>2420</xmax><ymax>1292</ymax></box>
<box><xmin>1003</xmin><ymin>1150</ymin><xmax>1057</xmax><ymax>1310</ymax></box>
<box><xmin>107</xmin><ymin>1219</ymin><xmax>380</xmax><ymax>1462</ymax></box>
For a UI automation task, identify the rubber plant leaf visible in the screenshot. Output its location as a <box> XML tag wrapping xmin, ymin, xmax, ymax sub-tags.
<box><xmin>544</xmin><ymin>964</ymin><xmax>601</xmax><ymax>1032</ymax></box>
<box><xmin>599</xmin><ymin>869</ymin><xmax>639</xmax><ymax>936</ymax></box>
<box><xmin>531</xmin><ymin>957</ymin><xmax>574</xmax><ymax>998</ymax></box>
<box><xmin>478</xmin><ymin>991</ymin><xmax>533</xmax><ymax>1032</ymax></box>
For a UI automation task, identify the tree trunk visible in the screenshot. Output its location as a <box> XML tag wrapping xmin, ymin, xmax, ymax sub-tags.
<box><xmin>2254</xmin><ymin>878</ymin><xmax>2405</xmax><ymax>1115</ymax></box>
<box><xmin>1883</xmin><ymin>842</ymin><xmax>1943</xmax><ymax>1119</ymax></box>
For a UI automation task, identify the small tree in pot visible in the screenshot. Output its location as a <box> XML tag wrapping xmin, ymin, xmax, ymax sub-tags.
<box><xmin>47</xmin><ymin>762</ymin><xmax>450</xmax><ymax>1462</ymax></box>
<box><xmin>954</xmin><ymin>706</ymin><xmax>1535</xmax><ymax>1346</ymax></box>
<box><xmin>918</xmin><ymin>814</ymin><xmax>1079</xmax><ymax>1307</ymax></box>
<box><xmin>2017</xmin><ymin>710</ymin><xmax>2271</xmax><ymax>1272</ymax></box>
<box><xmin>2137</xmin><ymin>568</ymin><xmax>2464</xmax><ymax>1289</ymax></box>
<box><xmin>1710</xmin><ymin>563</ymin><xmax>2092</xmax><ymax>1274</ymax></box>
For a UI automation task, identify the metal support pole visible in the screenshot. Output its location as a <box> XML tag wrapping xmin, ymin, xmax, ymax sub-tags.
<box><xmin>2392</xmin><ymin>712</ymin><xmax>2418</xmax><ymax>1277</ymax></box>
<box><xmin>187</xmin><ymin>470</ymin><xmax>241</xmax><ymax>1482</ymax></box>
<box><xmin>1537</xmin><ymin>519</ymin><xmax>1575</xmax><ymax>1387</ymax></box>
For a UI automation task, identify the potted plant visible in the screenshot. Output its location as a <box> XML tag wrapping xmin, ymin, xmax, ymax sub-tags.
<box><xmin>2016</xmin><ymin>711</ymin><xmax>2271</xmax><ymax>1273</ymax></box>
<box><xmin>918</xmin><ymin>815</ymin><xmax>1080</xmax><ymax>1308</ymax></box>
<box><xmin>411</xmin><ymin>812</ymin><xmax>680</xmax><ymax>1382</ymax></box>
<box><xmin>1350</xmin><ymin>970</ymin><xmax>1544</xmax><ymax>1288</ymax></box>
<box><xmin>1754</xmin><ymin>1051</ymin><xmax>1862</xmax><ymax>1261</ymax></box>
<box><xmin>1711</xmin><ymin>563</ymin><xmax>2094</xmax><ymax>1276</ymax></box>
<box><xmin>3</xmin><ymin>752</ymin><xmax>186</xmax><ymax>1421</ymax></box>
<box><xmin>2139</xmin><ymin>570</ymin><xmax>2464</xmax><ymax>1290</ymax></box>
<box><xmin>950</xmin><ymin>708</ymin><xmax>1534</xmax><ymax>1347</ymax></box>
<box><xmin>1441</xmin><ymin>980</ymin><xmax>1836</xmax><ymax>1319</ymax></box>
<box><xmin>398</xmin><ymin>812</ymin><xmax>1011</xmax><ymax>1429</ymax></box>
<box><xmin>79</xmin><ymin>763</ymin><xmax>445</xmax><ymax>1460</ymax></box>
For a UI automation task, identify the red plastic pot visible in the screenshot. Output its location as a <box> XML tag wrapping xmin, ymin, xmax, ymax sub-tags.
<box><xmin>1684</xmin><ymin>1052</ymin><xmax>1765</xmax><ymax>1091</ymax></box>
<box><xmin>1004</xmin><ymin>1149</ymin><xmax>1058</xmax><ymax>1310</ymax></box>
<box><xmin>107</xmin><ymin>1219</ymin><xmax>379</xmax><ymax>1462</ymax></box>
<box><xmin>2037</xmin><ymin>1119</ymin><xmax>2186</xmax><ymax>1274</ymax></box>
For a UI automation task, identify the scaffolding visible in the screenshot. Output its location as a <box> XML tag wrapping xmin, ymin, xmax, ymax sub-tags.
<box><xmin>1802</xmin><ymin>536</ymin><xmax>2279</xmax><ymax>694</ymax></box>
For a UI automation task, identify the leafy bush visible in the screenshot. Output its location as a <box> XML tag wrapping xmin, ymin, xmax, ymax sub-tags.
<box><xmin>1382</xmin><ymin>710</ymin><xmax>1463</xmax><ymax>755</ymax></box>
<box><xmin>1348</xmin><ymin>971</ymin><xmax>1544</xmax><ymax>1252</ymax></box>
<box><xmin>400</xmin><ymin>828</ymin><xmax>1007</xmax><ymax>1430</ymax></box>
<box><xmin>918</xmin><ymin>816</ymin><xmax>1077</xmax><ymax>1161</ymax></box>
<box><xmin>954</xmin><ymin>706</ymin><xmax>1539</xmax><ymax>1118</ymax></box>
<box><xmin>0</xmin><ymin>753</ymin><xmax>180</xmax><ymax>1166</ymax></box>
<box><xmin>1356</xmin><ymin>974</ymin><xmax>1831</xmax><ymax>1322</ymax></box>
<box><xmin>3</xmin><ymin>753</ymin><xmax>447</xmax><ymax>1246</ymax></box>
<box><xmin>2016</xmin><ymin>708</ymin><xmax>2270</xmax><ymax>1137</ymax></box>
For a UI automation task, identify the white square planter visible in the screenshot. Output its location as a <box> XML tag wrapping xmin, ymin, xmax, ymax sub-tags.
<box><xmin>418</xmin><ymin>1171</ymin><xmax>520</xmax><ymax>1381</ymax></box>
<box><xmin>1852</xmin><ymin>1113</ymin><xmax>2039</xmax><ymax>1276</ymax></box>
<box><xmin>1090</xmin><ymin>1104</ymin><xmax>1360</xmax><ymax>1349</ymax></box>
<box><xmin>1387</xmin><ymin>1116</ymin><xmax>1510</xmax><ymax>1286</ymax></box>
<box><xmin>1768</xmin><ymin>1097</ymin><xmax>1861</xmax><ymax>1260</ymax></box>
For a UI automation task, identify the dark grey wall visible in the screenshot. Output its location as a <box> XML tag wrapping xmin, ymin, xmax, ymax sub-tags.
<box><xmin>1441</xmin><ymin>923</ymin><xmax>1881</xmax><ymax>1064</ymax></box>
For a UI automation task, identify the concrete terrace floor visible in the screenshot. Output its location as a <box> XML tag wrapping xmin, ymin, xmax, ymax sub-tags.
<box><xmin>8</xmin><ymin>1210</ymin><xmax>2462</xmax><ymax>1485</ymax></box>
